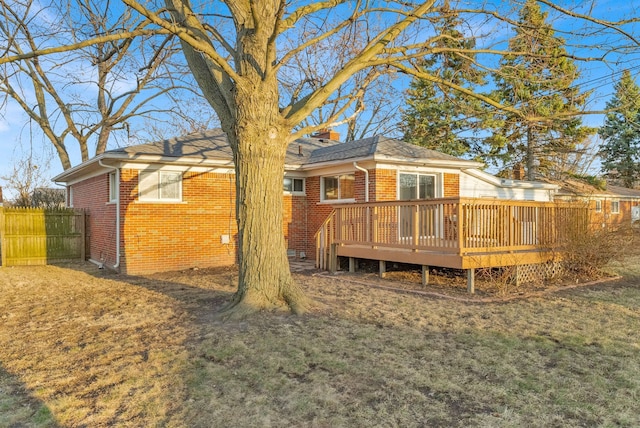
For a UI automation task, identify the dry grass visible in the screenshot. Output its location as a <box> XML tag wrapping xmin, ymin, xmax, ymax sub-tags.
<box><xmin>0</xmin><ymin>256</ymin><xmax>639</xmax><ymax>427</ymax></box>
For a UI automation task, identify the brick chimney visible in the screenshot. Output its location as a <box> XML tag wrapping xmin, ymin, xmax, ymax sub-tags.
<box><xmin>312</xmin><ymin>129</ymin><xmax>340</xmax><ymax>141</ymax></box>
<box><xmin>513</xmin><ymin>163</ymin><xmax>525</xmax><ymax>180</ymax></box>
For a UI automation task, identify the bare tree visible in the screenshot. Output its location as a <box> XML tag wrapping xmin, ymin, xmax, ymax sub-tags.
<box><xmin>31</xmin><ymin>187</ymin><xmax>65</xmax><ymax>209</ymax></box>
<box><xmin>279</xmin><ymin>19</ymin><xmax>404</xmax><ymax>141</ymax></box>
<box><xmin>0</xmin><ymin>148</ymin><xmax>51</xmax><ymax>207</ymax></box>
<box><xmin>0</xmin><ymin>0</ymin><xmax>195</xmax><ymax>170</ymax></box>
<box><xmin>1</xmin><ymin>0</ymin><xmax>639</xmax><ymax>316</ymax></box>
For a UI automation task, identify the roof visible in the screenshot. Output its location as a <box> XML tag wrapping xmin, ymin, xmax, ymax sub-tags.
<box><xmin>551</xmin><ymin>177</ymin><xmax>640</xmax><ymax>199</ymax></box>
<box><xmin>607</xmin><ymin>184</ymin><xmax>640</xmax><ymax>199</ymax></box>
<box><xmin>53</xmin><ymin>129</ymin><xmax>482</xmax><ymax>183</ymax></box>
<box><xmin>306</xmin><ymin>135</ymin><xmax>467</xmax><ymax>164</ymax></box>
<box><xmin>108</xmin><ymin>129</ymin><xmax>232</xmax><ymax>160</ymax></box>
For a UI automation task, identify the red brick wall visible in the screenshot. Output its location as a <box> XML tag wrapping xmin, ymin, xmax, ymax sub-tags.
<box><xmin>370</xmin><ymin>169</ymin><xmax>397</xmax><ymax>201</ymax></box>
<box><xmin>284</xmin><ymin>194</ymin><xmax>309</xmax><ymax>258</ymax></box>
<box><xmin>589</xmin><ymin>198</ymin><xmax>639</xmax><ymax>229</ymax></box>
<box><xmin>304</xmin><ymin>176</ymin><xmax>333</xmax><ymax>260</ymax></box>
<box><xmin>443</xmin><ymin>173</ymin><xmax>460</xmax><ymax>197</ymax></box>
<box><xmin>118</xmin><ymin>169</ymin><xmax>239</xmax><ymax>275</ymax></box>
<box><xmin>70</xmin><ymin>166</ymin><xmax>465</xmax><ymax>273</ymax></box>
<box><xmin>70</xmin><ymin>174</ymin><xmax>117</xmax><ymax>267</ymax></box>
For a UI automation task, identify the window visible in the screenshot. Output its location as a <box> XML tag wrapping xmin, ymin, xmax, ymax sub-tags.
<box><xmin>611</xmin><ymin>200</ymin><xmax>620</xmax><ymax>214</ymax></box>
<box><xmin>139</xmin><ymin>170</ymin><xmax>182</xmax><ymax>202</ymax></box>
<box><xmin>399</xmin><ymin>173</ymin><xmax>436</xmax><ymax>200</ymax></box>
<box><xmin>109</xmin><ymin>172</ymin><xmax>118</xmax><ymax>202</ymax></box>
<box><xmin>283</xmin><ymin>177</ymin><xmax>305</xmax><ymax>194</ymax></box>
<box><xmin>322</xmin><ymin>174</ymin><xmax>355</xmax><ymax>201</ymax></box>
<box><xmin>595</xmin><ymin>199</ymin><xmax>602</xmax><ymax>212</ymax></box>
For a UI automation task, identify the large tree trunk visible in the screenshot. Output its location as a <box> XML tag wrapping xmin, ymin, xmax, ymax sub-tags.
<box><xmin>165</xmin><ymin>0</ymin><xmax>310</xmax><ymax>316</ymax></box>
<box><xmin>222</xmin><ymin>88</ymin><xmax>309</xmax><ymax>317</ymax></box>
<box><xmin>224</xmin><ymin>126</ymin><xmax>308</xmax><ymax>317</ymax></box>
<box><xmin>219</xmin><ymin>5</ymin><xmax>309</xmax><ymax>316</ymax></box>
<box><xmin>526</xmin><ymin>126</ymin><xmax>536</xmax><ymax>180</ymax></box>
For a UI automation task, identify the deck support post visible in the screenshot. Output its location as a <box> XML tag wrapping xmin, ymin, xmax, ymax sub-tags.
<box><xmin>329</xmin><ymin>243</ymin><xmax>338</xmax><ymax>273</ymax></box>
<box><xmin>467</xmin><ymin>268</ymin><xmax>475</xmax><ymax>294</ymax></box>
<box><xmin>349</xmin><ymin>257</ymin><xmax>356</xmax><ymax>273</ymax></box>
<box><xmin>379</xmin><ymin>260</ymin><xmax>386</xmax><ymax>279</ymax></box>
<box><xmin>421</xmin><ymin>265</ymin><xmax>429</xmax><ymax>287</ymax></box>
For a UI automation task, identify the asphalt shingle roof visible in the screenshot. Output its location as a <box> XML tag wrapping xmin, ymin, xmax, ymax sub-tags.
<box><xmin>107</xmin><ymin>129</ymin><xmax>233</xmax><ymax>160</ymax></box>
<box><xmin>106</xmin><ymin>129</ymin><xmax>473</xmax><ymax>167</ymax></box>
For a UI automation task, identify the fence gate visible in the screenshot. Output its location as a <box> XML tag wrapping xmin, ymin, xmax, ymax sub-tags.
<box><xmin>0</xmin><ymin>207</ymin><xmax>86</xmax><ymax>266</ymax></box>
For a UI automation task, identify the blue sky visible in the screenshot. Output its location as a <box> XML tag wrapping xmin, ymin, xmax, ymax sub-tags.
<box><xmin>1</xmin><ymin>0</ymin><xmax>639</xmax><ymax>198</ymax></box>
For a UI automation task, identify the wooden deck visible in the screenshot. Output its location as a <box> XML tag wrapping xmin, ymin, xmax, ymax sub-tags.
<box><xmin>316</xmin><ymin>197</ymin><xmax>589</xmax><ymax>274</ymax></box>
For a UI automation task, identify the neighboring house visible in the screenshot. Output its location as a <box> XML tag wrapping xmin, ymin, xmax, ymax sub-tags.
<box><xmin>551</xmin><ymin>178</ymin><xmax>640</xmax><ymax>228</ymax></box>
<box><xmin>53</xmin><ymin>129</ymin><xmax>559</xmax><ymax>275</ymax></box>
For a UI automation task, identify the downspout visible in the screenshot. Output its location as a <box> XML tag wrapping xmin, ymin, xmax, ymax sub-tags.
<box><xmin>353</xmin><ymin>162</ymin><xmax>371</xmax><ymax>243</ymax></box>
<box><xmin>99</xmin><ymin>159</ymin><xmax>120</xmax><ymax>269</ymax></box>
<box><xmin>353</xmin><ymin>162</ymin><xmax>369</xmax><ymax>202</ymax></box>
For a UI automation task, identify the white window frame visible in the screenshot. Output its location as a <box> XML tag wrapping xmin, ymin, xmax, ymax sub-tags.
<box><xmin>283</xmin><ymin>177</ymin><xmax>305</xmax><ymax>195</ymax></box>
<box><xmin>398</xmin><ymin>172</ymin><xmax>438</xmax><ymax>200</ymax></box>
<box><xmin>594</xmin><ymin>199</ymin><xmax>602</xmax><ymax>212</ymax></box>
<box><xmin>108</xmin><ymin>171</ymin><xmax>118</xmax><ymax>203</ymax></box>
<box><xmin>320</xmin><ymin>174</ymin><xmax>355</xmax><ymax>202</ymax></box>
<box><xmin>138</xmin><ymin>170</ymin><xmax>183</xmax><ymax>202</ymax></box>
<box><xmin>611</xmin><ymin>199</ymin><xmax>620</xmax><ymax>214</ymax></box>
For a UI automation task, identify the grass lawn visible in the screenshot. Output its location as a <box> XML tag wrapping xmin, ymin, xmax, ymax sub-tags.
<box><xmin>0</xmin><ymin>256</ymin><xmax>639</xmax><ymax>427</ymax></box>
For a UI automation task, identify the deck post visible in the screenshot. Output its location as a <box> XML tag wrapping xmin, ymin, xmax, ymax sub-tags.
<box><xmin>421</xmin><ymin>265</ymin><xmax>429</xmax><ymax>287</ymax></box>
<box><xmin>329</xmin><ymin>243</ymin><xmax>338</xmax><ymax>273</ymax></box>
<box><xmin>413</xmin><ymin>204</ymin><xmax>419</xmax><ymax>249</ymax></box>
<box><xmin>349</xmin><ymin>257</ymin><xmax>356</xmax><ymax>273</ymax></box>
<box><xmin>457</xmin><ymin>200</ymin><xmax>464</xmax><ymax>254</ymax></box>
<box><xmin>372</xmin><ymin>206</ymin><xmax>378</xmax><ymax>246</ymax></box>
<box><xmin>379</xmin><ymin>260</ymin><xmax>386</xmax><ymax>279</ymax></box>
<box><xmin>467</xmin><ymin>268</ymin><xmax>475</xmax><ymax>294</ymax></box>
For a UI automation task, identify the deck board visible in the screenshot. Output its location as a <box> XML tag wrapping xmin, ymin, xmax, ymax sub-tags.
<box><xmin>336</xmin><ymin>244</ymin><xmax>556</xmax><ymax>269</ymax></box>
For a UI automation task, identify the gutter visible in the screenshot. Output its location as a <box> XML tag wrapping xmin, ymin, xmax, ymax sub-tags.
<box><xmin>98</xmin><ymin>159</ymin><xmax>120</xmax><ymax>270</ymax></box>
<box><xmin>353</xmin><ymin>161</ymin><xmax>369</xmax><ymax>202</ymax></box>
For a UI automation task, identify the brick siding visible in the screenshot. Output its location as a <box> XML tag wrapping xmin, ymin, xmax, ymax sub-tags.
<box><xmin>443</xmin><ymin>173</ymin><xmax>460</xmax><ymax>197</ymax></box>
<box><xmin>70</xmin><ymin>174</ymin><xmax>117</xmax><ymax>267</ymax></box>
<box><xmin>119</xmin><ymin>169</ymin><xmax>238</xmax><ymax>275</ymax></box>
<box><xmin>70</xmin><ymin>166</ymin><xmax>465</xmax><ymax>274</ymax></box>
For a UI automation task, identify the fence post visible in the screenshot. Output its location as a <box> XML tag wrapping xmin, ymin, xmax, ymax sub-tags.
<box><xmin>0</xmin><ymin>207</ymin><xmax>5</xmax><ymax>267</ymax></box>
<box><xmin>78</xmin><ymin>209</ymin><xmax>86</xmax><ymax>261</ymax></box>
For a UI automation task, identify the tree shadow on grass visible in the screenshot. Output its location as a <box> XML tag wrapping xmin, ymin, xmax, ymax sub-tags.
<box><xmin>59</xmin><ymin>261</ymin><xmax>238</xmax><ymax>324</ymax></box>
<box><xmin>45</xmin><ymin>261</ymin><xmax>640</xmax><ymax>427</ymax></box>
<box><xmin>0</xmin><ymin>364</ymin><xmax>59</xmax><ymax>427</ymax></box>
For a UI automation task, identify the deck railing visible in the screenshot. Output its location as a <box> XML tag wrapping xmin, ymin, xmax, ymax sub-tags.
<box><xmin>316</xmin><ymin>198</ymin><xmax>589</xmax><ymax>270</ymax></box>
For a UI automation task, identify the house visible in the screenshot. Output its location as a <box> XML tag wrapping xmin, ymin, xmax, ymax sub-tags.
<box><xmin>53</xmin><ymin>129</ymin><xmax>561</xmax><ymax>275</ymax></box>
<box><xmin>551</xmin><ymin>178</ymin><xmax>640</xmax><ymax>229</ymax></box>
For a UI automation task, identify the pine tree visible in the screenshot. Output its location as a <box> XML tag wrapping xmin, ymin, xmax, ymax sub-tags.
<box><xmin>599</xmin><ymin>70</ymin><xmax>640</xmax><ymax>188</ymax></box>
<box><xmin>486</xmin><ymin>0</ymin><xmax>593</xmax><ymax>180</ymax></box>
<box><xmin>402</xmin><ymin>7</ymin><xmax>486</xmax><ymax>157</ymax></box>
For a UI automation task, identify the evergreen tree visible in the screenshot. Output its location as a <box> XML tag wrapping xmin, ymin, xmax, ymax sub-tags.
<box><xmin>599</xmin><ymin>70</ymin><xmax>640</xmax><ymax>188</ymax></box>
<box><xmin>486</xmin><ymin>0</ymin><xmax>593</xmax><ymax>180</ymax></box>
<box><xmin>402</xmin><ymin>7</ymin><xmax>486</xmax><ymax>157</ymax></box>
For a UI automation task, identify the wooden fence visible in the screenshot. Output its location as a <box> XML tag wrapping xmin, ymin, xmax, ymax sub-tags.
<box><xmin>0</xmin><ymin>207</ymin><xmax>86</xmax><ymax>266</ymax></box>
